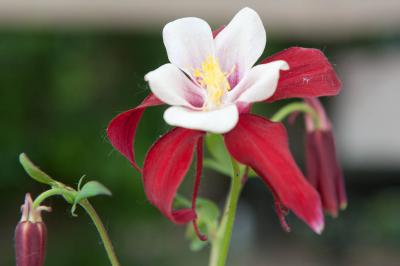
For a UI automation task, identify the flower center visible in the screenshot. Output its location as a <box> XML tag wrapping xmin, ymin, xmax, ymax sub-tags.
<box><xmin>193</xmin><ymin>56</ymin><xmax>232</xmax><ymax>109</ymax></box>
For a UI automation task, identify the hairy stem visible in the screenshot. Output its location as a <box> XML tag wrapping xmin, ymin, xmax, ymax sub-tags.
<box><xmin>33</xmin><ymin>188</ymin><xmax>121</xmax><ymax>266</ymax></box>
<box><xmin>80</xmin><ymin>200</ymin><xmax>121</xmax><ymax>266</ymax></box>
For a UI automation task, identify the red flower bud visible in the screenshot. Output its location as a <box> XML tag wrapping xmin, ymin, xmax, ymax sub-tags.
<box><xmin>304</xmin><ymin>98</ymin><xmax>347</xmax><ymax>217</ymax></box>
<box><xmin>15</xmin><ymin>194</ymin><xmax>50</xmax><ymax>266</ymax></box>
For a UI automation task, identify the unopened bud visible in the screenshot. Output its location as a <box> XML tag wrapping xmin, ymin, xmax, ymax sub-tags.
<box><xmin>15</xmin><ymin>194</ymin><xmax>50</xmax><ymax>266</ymax></box>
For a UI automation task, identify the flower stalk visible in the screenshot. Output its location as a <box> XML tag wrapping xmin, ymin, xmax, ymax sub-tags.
<box><xmin>32</xmin><ymin>188</ymin><xmax>65</xmax><ymax>209</ymax></box>
<box><xmin>32</xmin><ymin>189</ymin><xmax>120</xmax><ymax>266</ymax></box>
<box><xmin>19</xmin><ymin>154</ymin><xmax>119</xmax><ymax>266</ymax></box>
<box><xmin>208</xmin><ymin>102</ymin><xmax>324</xmax><ymax>265</ymax></box>
<box><xmin>80</xmin><ymin>200</ymin><xmax>121</xmax><ymax>266</ymax></box>
<box><xmin>209</xmin><ymin>158</ymin><xmax>243</xmax><ymax>266</ymax></box>
<box><xmin>271</xmin><ymin>102</ymin><xmax>320</xmax><ymax>127</ymax></box>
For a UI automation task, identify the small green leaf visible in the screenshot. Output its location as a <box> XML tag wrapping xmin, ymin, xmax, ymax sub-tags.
<box><xmin>19</xmin><ymin>153</ymin><xmax>57</xmax><ymax>185</ymax></box>
<box><xmin>74</xmin><ymin>181</ymin><xmax>112</xmax><ymax>204</ymax></box>
<box><xmin>185</xmin><ymin>197</ymin><xmax>220</xmax><ymax>251</ymax></box>
<box><xmin>196</xmin><ymin>198</ymin><xmax>220</xmax><ymax>222</ymax></box>
<box><xmin>71</xmin><ymin>181</ymin><xmax>111</xmax><ymax>216</ymax></box>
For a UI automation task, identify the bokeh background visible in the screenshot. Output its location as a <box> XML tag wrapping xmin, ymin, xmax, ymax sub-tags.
<box><xmin>1</xmin><ymin>1</ymin><xmax>400</xmax><ymax>265</ymax></box>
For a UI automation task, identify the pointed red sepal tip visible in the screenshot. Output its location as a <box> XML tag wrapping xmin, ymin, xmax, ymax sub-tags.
<box><xmin>310</xmin><ymin>206</ymin><xmax>325</xmax><ymax>235</ymax></box>
<box><xmin>15</xmin><ymin>194</ymin><xmax>50</xmax><ymax>266</ymax></box>
<box><xmin>106</xmin><ymin>93</ymin><xmax>163</xmax><ymax>172</ymax></box>
<box><xmin>311</xmin><ymin>217</ymin><xmax>325</xmax><ymax>235</ymax></box>
<box><xmin>224</xmin><ymin>114</ymin><xmax>325</xmax><ymax>233</ymax></box>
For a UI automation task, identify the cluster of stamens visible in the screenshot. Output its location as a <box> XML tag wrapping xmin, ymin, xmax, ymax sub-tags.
<box><xmin>193</xmin><ymin>56</ymin><xmax>234</xmax><ymax>110</ymax></box>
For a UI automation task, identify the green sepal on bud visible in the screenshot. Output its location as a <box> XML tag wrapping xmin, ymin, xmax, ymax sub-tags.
<box><xmin>184</xmin><ymin>198</ymin><xmax>220</xmax><ymax>251</ymax></box>
<box><xmin>15</xmin><ymin>194</ymin><xmax>50</xmax><ymax>266</ymax></box>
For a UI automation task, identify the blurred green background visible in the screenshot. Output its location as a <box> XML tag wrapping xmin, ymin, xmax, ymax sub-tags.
<box><xmin>1</xmin><ymin>2</ymin><xmax>400</xmax><ymax>266</ymax></box>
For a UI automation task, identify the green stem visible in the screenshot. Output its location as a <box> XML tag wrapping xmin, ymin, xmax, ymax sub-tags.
<box><xmin>33</xmin><ymin>188</ymin><xmax>121</xmax><ymax>266</ymax></box>
<box><xmin>271</xmin><ymin>102</ymin><xmax>320</xmax><ymax>128</ymax></box>
<box><xmin>80</xmin><ymin>200</ymin><xmax>121</xmax><ymax>266</ymax></box>
<box><xmin>32</xmin><ymin>188</ymin><xmax>65</xmax><ymax>209</ymax></box>
<box><xmin>209</xmin><ymin>158</ymin><xmax>243</xmax><ymax>266</ymax></box>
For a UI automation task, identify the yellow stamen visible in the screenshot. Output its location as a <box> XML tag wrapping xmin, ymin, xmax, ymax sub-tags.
<box><xmin>193</xmin><ymin>56</ymin><xmax>232</xmax><ymax>108</ymax></box>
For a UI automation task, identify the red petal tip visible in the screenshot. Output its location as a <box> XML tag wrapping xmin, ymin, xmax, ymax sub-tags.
<box><xmin>192</xmin><ymin>220</ymin><xmax>208</xmax><ymax>241</ymax></box>
<box><xmin>311</xmin><ymin>212</ymin><xmax>325</xmax><ymax>235</ymax></box>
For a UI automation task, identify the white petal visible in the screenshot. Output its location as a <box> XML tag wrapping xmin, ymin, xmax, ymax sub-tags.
<box><xmin>227</xmin><ymin>60</ymin><xmax>289</xmax><ymax>103</ymax></box>
<box><xmin>163</xmin><ymin>105</ymin><xmax>239</xmax><ymax>134</ymax></box>
<box><xmin>163</xmin><ymin>17</ymin><xmax>215</xmax><ymax>74</ymax></box>
<box><xmin>215</xmin><ymin>7</ymin><xmax>266</xmax><ymax>83</ymax></box>
<box><xmin>145</xmin><ymin>64</ymin><xmax>205</xmax><ymax>108</ymax></box>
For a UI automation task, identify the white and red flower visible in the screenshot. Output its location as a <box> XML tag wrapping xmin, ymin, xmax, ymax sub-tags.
<box><xmin>107</xmin><ymin>7</ymin><xmax>341</xmax><ymax>234</ymax></box>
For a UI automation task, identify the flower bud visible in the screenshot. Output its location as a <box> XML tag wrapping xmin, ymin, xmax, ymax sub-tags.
<box><xmin>15</xmin><ymin>194</ymin><xmax>50</xmax><ymax>266</ymax></box>
<box><xmin>304</xmin><ymin>98</ymin><xmax>347</xmax><ymax>217</ymax></box>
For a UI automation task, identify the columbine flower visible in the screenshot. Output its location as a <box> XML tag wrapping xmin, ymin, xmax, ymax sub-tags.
<box><xmin>304</xmin><ymin>98</ymin><xmax>347</xmax><ymax>217</ymax></box>
<box><xmin>15</xmin><ymin>194</ymin><xmax>50</xmax><ymax>266</ymax></box>
<box><xmin>107</xmin><ymin>7</ymin><xmax>341</xmax><ymax>234</ymax></box>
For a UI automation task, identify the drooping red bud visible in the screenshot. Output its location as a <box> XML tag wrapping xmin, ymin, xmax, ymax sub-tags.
<box><xmin>15</xmin><ymin>194</ymin><xmax>50</xmax><ymax>266</ymax></box>
<box><xmin>304</xmin><ymin>98</ymin><xmax>347</xmax><ymax>217</ymax></box>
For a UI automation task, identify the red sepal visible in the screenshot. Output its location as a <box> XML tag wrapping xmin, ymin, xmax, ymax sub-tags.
<box><xmin>107</xmin><ymin>94</ymin><xmax>163</xmax><ymax>172</ymax></box>
<box><xmin>262</xmin><ymin>47</ymin><xmax>341</xmax><ymax>102</ymax></box>
<box><xmin>143</xmin><ymin>128</ymin><xmax>205</xmax><ymax>224</ymax></box>
<box><xmin>224</xmin><ymin>114</ymin><xmax>324</xmax><ymax>233</ymax></box>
